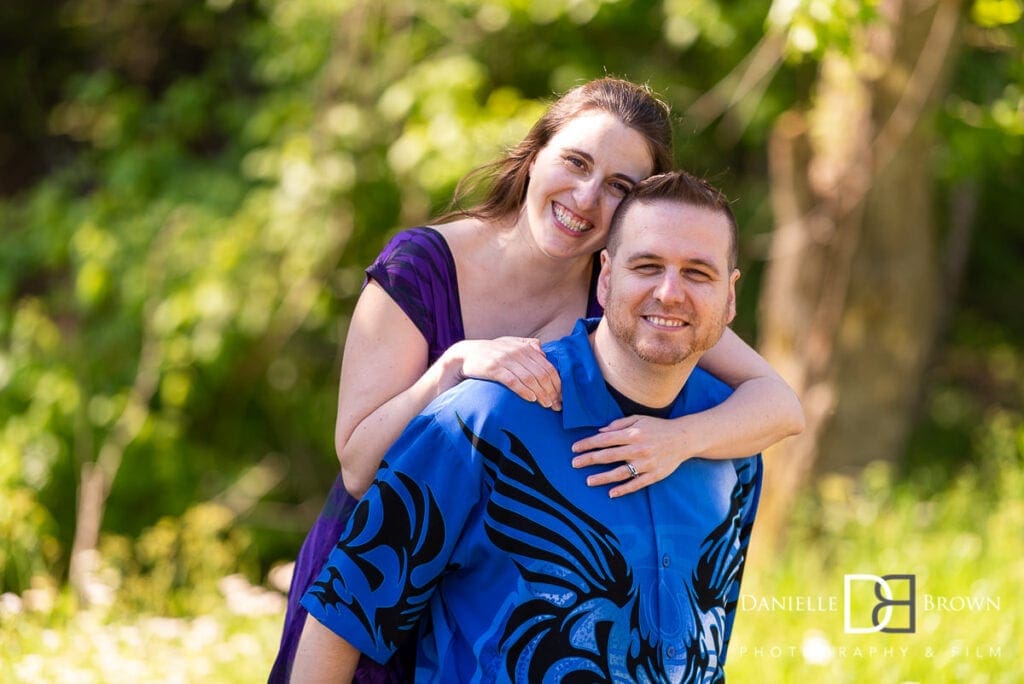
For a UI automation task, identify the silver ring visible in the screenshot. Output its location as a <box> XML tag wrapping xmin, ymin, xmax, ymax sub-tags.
<box><xmin>625</xmin><ymin>462</ymin><xmax>639</xmax><ymax>479</ymax></box>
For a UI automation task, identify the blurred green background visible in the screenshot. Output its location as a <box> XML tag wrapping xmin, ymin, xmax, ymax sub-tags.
<box><xmin>0</xmin><ymin>0</ymin><xmax>1020</xmax><ymax>681</ymax></box>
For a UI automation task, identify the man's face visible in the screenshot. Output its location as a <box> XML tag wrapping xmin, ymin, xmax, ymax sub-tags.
<box><xmin>597</xmin><ymin>199</ymin><xmax>739</xmax><ymax>367</ymax></box>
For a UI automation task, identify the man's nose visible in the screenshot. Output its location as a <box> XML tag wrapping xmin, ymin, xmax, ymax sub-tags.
<box><xmin>653</xmin><ymin>272</ymin><xmax>686</xmax><ymax>304</ymax></box>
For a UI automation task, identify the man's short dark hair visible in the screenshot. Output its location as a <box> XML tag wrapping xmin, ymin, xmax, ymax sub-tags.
<box><xmin>607</xmin><ymin>171</ymin><xmax>739</xmax><ymax>270</ymax></box>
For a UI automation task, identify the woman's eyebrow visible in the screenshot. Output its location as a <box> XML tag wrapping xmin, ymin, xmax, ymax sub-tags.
<box><xmin>564</xmin><ymin>148</ymin><xmax>641</xmax><ymax>185</ymax></box>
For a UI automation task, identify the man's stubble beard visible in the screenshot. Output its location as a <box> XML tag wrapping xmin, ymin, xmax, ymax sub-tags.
<box><xmin>603</xmin><ymin>283</ymin><xmax>731</xmax><ymax>368</ymax></box>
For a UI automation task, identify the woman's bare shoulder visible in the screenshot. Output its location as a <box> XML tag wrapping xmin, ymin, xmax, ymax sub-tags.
<box><xmin>430</xmin><ymin>217</ymin><xmax>483</xmax><ymax>250</ymax></box>
<box><xmin>432</xmin><ymin>218</ymin><xmax>505</xmax><ymax>275</ymax></box>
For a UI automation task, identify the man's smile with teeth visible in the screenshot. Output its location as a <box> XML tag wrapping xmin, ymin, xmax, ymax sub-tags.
<box><xmin>552</xmin><ymin>202</ymin><xmax>593</xmax><ymax>233</ymax></box>
<box><xmin>644</xmin><ymin>315</ymin><xmax>686</xmax><ymax>328</ymax></box>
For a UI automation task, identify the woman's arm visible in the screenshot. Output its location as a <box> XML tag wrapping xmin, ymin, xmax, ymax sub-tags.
<box><xmin>690</xmin><ymin>326</ymin><xmax>806</xmax><ymax>453</ymax></box>
<box><xmin>335</xmin><ymin>282</ymin><xmax>561</xmax><ymax>497</ymax></box>
<box><xmin>570</xmin><ymin>327</ymin><xmax>805</xmax><ymax>497</ymax></box>
<box><xmin>291</xmin><ymin>618</ymin><xmax>360</xmax><ymax>683</ymax></box>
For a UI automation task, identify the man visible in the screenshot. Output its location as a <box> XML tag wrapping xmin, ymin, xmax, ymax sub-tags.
<box><xmin>292</xmin><ymin>170</ymin><xmax>761</xmax><ymax>683</ymax></box>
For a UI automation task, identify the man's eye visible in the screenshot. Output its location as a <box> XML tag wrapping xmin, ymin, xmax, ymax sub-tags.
<box><xmin>686</xmin><ymin>269</ymin><xmax>712</xmax><ymax>280</ymax></box>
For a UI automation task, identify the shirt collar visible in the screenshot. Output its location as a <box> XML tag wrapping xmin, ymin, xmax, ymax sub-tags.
<box><xmin>545</xmin><ymin>319</ymin><xmax>619</xmax><ymax>429</ymax></box>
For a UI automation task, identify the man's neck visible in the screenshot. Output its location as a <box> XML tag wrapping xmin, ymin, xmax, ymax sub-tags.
<box><xmin>590</xmin><ymin>320</ymin><xmax>699</xmax><ymax>408</ymax></box>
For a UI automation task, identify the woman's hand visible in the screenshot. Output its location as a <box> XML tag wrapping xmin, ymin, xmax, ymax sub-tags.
<box><xmin>570</xmin><ymin>415</ymin><xmax>698</xmax><ymax>497</ymax></box>
<box><xmin>441</xmin><ymin>337</ymin><xmax>562</xmax><ymax>410</ymax></box>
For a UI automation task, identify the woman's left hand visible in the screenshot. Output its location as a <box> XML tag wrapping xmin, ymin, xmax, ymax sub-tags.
<box><xmin>570</xmin><ymin>415</ymin><xmax>697</xmax><ymax>498</ymax></box>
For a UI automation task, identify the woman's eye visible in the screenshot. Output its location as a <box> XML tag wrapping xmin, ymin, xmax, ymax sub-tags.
<box><xmin>566</xmin><ymin>155</ymin><xmax>586</xmax><ymax>169</ymax></box>
<box><xmin>609</xmin><ymin>181</ymin><xmax>631</xmax><ymax>196</ymax></box>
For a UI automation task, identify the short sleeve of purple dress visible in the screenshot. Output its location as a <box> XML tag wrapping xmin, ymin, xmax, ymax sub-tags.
<box><xmin>269</xmin><ymin>226</ymin><xmax>602</xmax><ymax>682</ymax></box>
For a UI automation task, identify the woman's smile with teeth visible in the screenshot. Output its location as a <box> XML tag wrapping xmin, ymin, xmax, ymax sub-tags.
<box><xmin>552</xmin><ymin>202</ymin><xmax>592</xmax><ymax>233</ymax></box>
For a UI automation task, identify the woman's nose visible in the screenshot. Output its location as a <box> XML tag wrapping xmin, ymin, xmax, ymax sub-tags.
<box><xmin>573</xmin><ymin>177</ymin><xmax>602</xmax><ymax>210</ymax></box>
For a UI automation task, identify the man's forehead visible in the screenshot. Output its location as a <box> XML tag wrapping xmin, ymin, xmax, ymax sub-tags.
<box><xmin>618</xmin><ymin>200</ymin><xmax>731</xmax><ymax>262</ymax></box>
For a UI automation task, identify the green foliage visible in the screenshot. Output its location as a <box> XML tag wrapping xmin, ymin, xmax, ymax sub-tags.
<box><xmin>99</xmin><ymin>503</ymin><xmax>256</xmax><ymax>616</ymax></box>
<box><xmin>0</xmin><ymin>488</ymin><xmax>59</xmax><ymax>595</ymax></box>
<box><xmin>907</xmin><ymin>315</ymin><xmax>1024</xmax><ymax>480</ymax></box>
<box><xmin>0</xmin><ymin>0</ymin><xmax>343</xmax><ymax>591</ymax></box>
<box><xmin>972</xmin><ymin>0</ymin><xmax>1024</xmax><ymax>27</ymax></box>
<box><xmin>917</xmin><ymin>8</ymin><xmax>1024</xmax><ymax>476</ymax></box>
<box><xmin>940</xmin><ymin>7</ymin><xmax>1024</xmax><ymax>178</ymax></box>
<box><xmin>767</xmin><ymin>0</ymin><xmax>881</xmax><ymax>60</ymax></box>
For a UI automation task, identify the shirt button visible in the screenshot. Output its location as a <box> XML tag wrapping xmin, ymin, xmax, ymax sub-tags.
<box><xmin>666</xmin><ymin>646</ymin><xmax>676</xmax><ymax>658</ymax></box>
<box><xmin>662</xmin><ymin>555</ymin><xmax>670</xmax><ymax>568</ymax></box>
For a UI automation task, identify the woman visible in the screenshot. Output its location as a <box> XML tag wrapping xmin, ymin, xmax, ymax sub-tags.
<box><xmin>271</xmin><ymin>77</ymin><xmax>803</xmax><ymax>681</ymax></box>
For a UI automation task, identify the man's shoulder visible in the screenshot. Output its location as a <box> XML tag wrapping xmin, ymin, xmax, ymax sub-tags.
<box><xmin>540</xmin><ymin>329</ymin><xmax>584</xmax><ymax>371</ymax></box>
<box><xmin>410</xmin><ymin>378</ymin><xmax>556</xmax><ymax>478</ymax></box>
<box><xmin>423</xmin><ymin>376</ymin><xmax>540</xmax><ymax>430</ymax></box>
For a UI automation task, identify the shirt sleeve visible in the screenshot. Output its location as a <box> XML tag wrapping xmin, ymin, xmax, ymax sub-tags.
<box><xmin>364</xmin><ymin>228</ymin><xmax>458</xmax><ymax>357</ymax></box>
<box><xmin>300</xmin><ymin>411</ymin><xmax>485</xmax><ymax>664</ymax></box>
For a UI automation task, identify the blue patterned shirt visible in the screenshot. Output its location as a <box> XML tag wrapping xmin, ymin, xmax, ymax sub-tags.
<box><xmin>302</xmin><ymin>319</ymin><xmax>762</xmax><ymax>683</ymax></box>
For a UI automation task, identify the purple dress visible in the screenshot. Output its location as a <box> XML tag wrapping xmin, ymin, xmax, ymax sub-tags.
<box><xmin>269</xmin><ymin>227</ymin><xmax>602</xmax><ymax>682</ymax></box>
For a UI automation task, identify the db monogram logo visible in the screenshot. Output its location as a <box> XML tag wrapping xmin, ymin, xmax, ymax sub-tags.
<box><xmin>843</xmin><ymin>574</ymin><xmax>916</xmax><ymax>634</ymax></box>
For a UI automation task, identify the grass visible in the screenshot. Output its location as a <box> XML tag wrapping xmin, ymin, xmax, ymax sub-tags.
<box><xmin>0</xmin><ymin>575</ymin><xmax>285</xmax><ymax>683</ymax></box>
<box><xmin>1</xmin><ymin>610</ymin><xmax>283</xmax><ymax>683</ymax></box>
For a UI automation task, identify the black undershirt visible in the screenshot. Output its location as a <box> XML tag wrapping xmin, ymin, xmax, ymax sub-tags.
<box><xmin>604</xmin><ymin>382</ymin><xmax>675</xmax><ymax>419</ymax></box>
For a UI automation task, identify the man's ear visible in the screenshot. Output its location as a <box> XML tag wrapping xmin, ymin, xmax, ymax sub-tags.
<box><xmin>726</xmin><ymin>268</ymin><xmax>740</xmax><ymax>324</ymax></box>
<box><xmin>597</xmin><ymin>249</ymin><xmax>612</xmax><ymax>308</ymax></box>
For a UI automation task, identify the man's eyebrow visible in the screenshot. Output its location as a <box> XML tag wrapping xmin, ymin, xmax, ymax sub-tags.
<box><xmin>565</xmin><ymin>148</ymin><xmax>641</xmax><ymax>185</ymax></box>
<box><xmin>624</xmin><ymin>251</ymin><xmax>663</xmax><ymax>263</ymax></box>
<box><xmin>685</xmin><ymin>258</ymin><xmax>721</xmax><ymax>275</ymax></box>
<box><xmin>624</xmin><ymin>251</ymin><xmax>722</xmax><ymax>274</ymax></box>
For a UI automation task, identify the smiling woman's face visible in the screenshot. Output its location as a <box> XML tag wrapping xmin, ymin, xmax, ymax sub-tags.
<box><xmin>518</xmin><ymin>111</ymin><xmax>654</xmax><ymax>261</ymax></box>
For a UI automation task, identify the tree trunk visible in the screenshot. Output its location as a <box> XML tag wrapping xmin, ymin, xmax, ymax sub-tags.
<box><xmin>755</xmin><ymin>0</ymin><xmax>962</xmax><ymax>545</ymax></box>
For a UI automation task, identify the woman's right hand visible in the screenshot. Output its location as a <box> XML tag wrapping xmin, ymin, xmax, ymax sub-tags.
<box><xmin>440</xmin><ymin>337</ymin><xmax>562</xmax><ymax>410</ymax></box>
